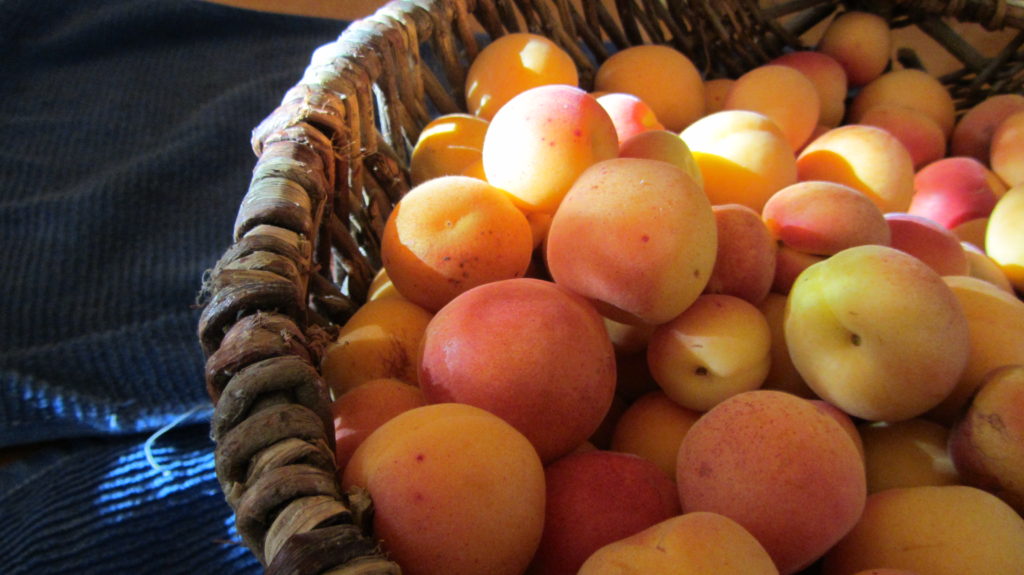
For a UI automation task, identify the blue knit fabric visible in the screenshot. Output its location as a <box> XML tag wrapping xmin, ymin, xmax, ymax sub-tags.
<box><xmin>0</xmin><ymin>1</ymin><xmax>345</xmax><ymax>572</ymax></box>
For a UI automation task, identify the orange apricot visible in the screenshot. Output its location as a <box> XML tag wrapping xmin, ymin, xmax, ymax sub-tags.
<box><xmin>330</xmin><ymin>377</ymin><xmax>426</xmax><ymax>471</ymax></box>
<box><xmin>770</xmin><ymin>50</ymin><xmax>849</xmax><ymax>128</ymax></box>
<box><xmin>465</xmin><ymin>32</ymin><xmax>578</xmax><ymax>121</ymax></box>
<box><xmin>816</xmin><ymin>10</ymin><xmax>892</xmax><ymax>87</ymax></box>
<box><xmin>545</xmin><ymin>157</ymin><xmax>717</xmax><ymax>325</ymax></box>
<box><xmin>951</xmin><ymin>93</ymin><xmax>1024</xmax><ymax>164</ymax></box>
<box><xmin>610</xmin><ymin>390</ymin><xmax>701</xmax><ymax>479</ymax></box>
<box><xmin>797</xmin><ymin>124</ymin><xmax>916</xmax><ymax>213</ymax></box>
<box><xmin>342</xmin><ymin>403</ymin><xmax>546</xmax><ymax>575</ymax></box>
<box><xmin>725</xmin><ymin>64</ymin><xmax>821</xmax><ymax>150</ymax></box>
<box><xmin>380</xmin><ymin>175</ymin><xmax>533</xmax><ymax>312</ymax></box>
<box><xmin>594</xmin><ymin>44</ymin><xmax>705</xmax><ymax>132</ymax></box>
<box><xmin>681</xmin><ymin>110</ymin><xmax>798</xmax><ymax>212</ymax></box>
<box><xmin>848</xmin><ymin>68</ymin><xmax>957</xmax><ymax>138</ymax></box>
<box><xmin>858</xmin><ymin>105</ymin><xmax>947</xmax><ymax>169</ymax></box>
<box><xmin>481</xmin><ymin>84</ymin><xmax>619</xmax><ymax>213</ymax></box>
<box><xmin>703</xmin><ymin>77</ymin><xmax>735</xmax><ymax>115</ymax></box>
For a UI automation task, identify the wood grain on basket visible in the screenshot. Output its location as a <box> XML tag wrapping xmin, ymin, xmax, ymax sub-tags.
<box><xmin>195</xmin><ymin>0</ymin><xmax>1024</xmax><ymax>572</ymax></box>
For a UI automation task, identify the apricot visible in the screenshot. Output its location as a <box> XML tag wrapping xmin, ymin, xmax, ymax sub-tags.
<box><xmin>409</xmin><ymin>113</ymin><xmax>489</xmax><ymax>185</ymax></box>
<box><xmin>320</xmin><ymin>297</ymin><xmax>433</xmax><ymax>396</ymax></box>
<box><xmin>797</xmin><ymin>124</ymin><xmax>916</xmax><ymax>213</ymax></box>
<box><xmin>909</xmin><ymin>156</ymin><xmax>999</xmax><ymax>230</ymax></box>
<box><xmin>816</xmin><ymin>10</ymin><xmax>892</xmax><ymax>86</ymax></box>
<box><xmin>617</xmin><ymin>129</ymin><xmax>703</xmax><ymax>189</ymax></box>
<box><xmin>758</xmin><ymin>292</ymin><xmax>815</xmax><ymax>398</ymax></box>
<box><xmin>985</xmin><ymin>185</ymin><xmax>1024</xmax><ymax>292</ymax></box>
<box><xmin>951</xmin><ymin>93</ymin><xmax>1024</xmax><ymax>163</ymax></box>
<box><xmin>465</xmin><ymin>32</ymin><xmax>578</xmax><ymax>121</ymax></box>
<box><xmin>529</xmin><ymin>450</ymin><xmax>680</xmax><ymax>575</ymax></box>
<box><xmin>704</xmin><ymin>203</ymin><xmax>776</xmax><ymax>305</ymax></box>
<box><xmin>610</xmin><ymin>390</ymin><xmax>701</xmax><ymax>478</ymax></box>
<box><xmin>771</xmin><ymin>244</ymin><xmax>825</xmax><ymax>295</ymax></box>
<box><xmin>962</xmin><ymin>241</ymin><xmax>1014</xmax><ymax>293</ymax></box>
<box><xmin>953</xmin><ymin>217</ymin><xmax>989</xmax><ymax>250</ymax></box>
<box><xmin>545</xmin><ymin>157</ymin><xmax>717</xmax><ymax>325</ymax></box>
<box><xmin>367</xmin><ymin>266</ymin><xmax>404</xmax><ymax>301</ymax></box>
<box><xmin>380</xmin><ymin>175</ymin><xmax>533</xmax><ymax>312</ymax></box>
<box><xmin>848</xmin><ymin>68</ymin><xmax>957</xmax><ymax>138</ymax></box>
<box><xmin>990</xmin><ymin>110</ymin><xmax>1024</xmax><ymax>188</ymax></box>
<box><xmin>482</xmin><ymin>84</ymin><xmax>619</xmax><ymax>213</ymax></box>
<box><xmin>949</xmin><ymin>364</ymin><xmax>1024</xmax><ymax>514</ymax></box>
<box><xmin>596</xmin><ymin>92</ymin><xmax>664</xmax><ymax>144</ymax></box>
<box><xmin>647</xmin><ymin>294</ymin><xmax>772</xmax><ymax>412</ymax></box>
<box><xmin>770</xmin><ymin>50</ymin><xmax>849</xmax><ymax>128</ymax></box>
<box><xmin>703</xmin><ymin>77</ymin><xmax>735</xmax><ymax>115</ymax></box>
<box><xmin>785</xmin><ymin>245</ymin><xmax>971</xmax><ymax>422</ymax></box>
<box><xmin>578</xmin><ymin>512</ymin><xmax>779</xmax><ymax>575</ymax></box>
<box><xmin>884</xmin><ymin>212</ymin><xmax>970</xmax><ymax>276</ymax></box>
<box><xmin>681</xmin><ymin>110</ymin><xmax>798</xmax><ymax>212</ymax></box>
<box><xmin>858</xmin><ymin>419</ymin><xmax>959</xmax><ymax>494</ymax></box>
<box><xmin>342</xmin><ymin>403</ymin><xmax>546</xmax><ymax>575</ymax></box>
<box><xmin>603</xmin><ymin>316</ymin><xmax>655</xmax><ymax>356</ymax></box>
<box><xmin>725</xmin><ymin>64</ymin><xmax>821</xmax><ymax>150</ymax></box>
<box><xmin>925</xmin><ymin>275</ymin><xmax>1024</xmax><ymax>425</ymax></box>
<box><xmin>594</xmin><ymin>44</ymin><xmax>705</xmax><ymax>132</ymax></box>
<box><xmin>330</xmin><ymin>377</ymin><xmax>426</xmax><ymax>471</ymax></box>
<box><xmin>811</xmin><ymin>399</ymin><xmax>865</xmax><ymax>461</ymax></box>
<box><xmin>762</xmin><ymin>180</ymin><xmax>890</xmax><ymax>256</ymax></box>
<box><xmin>822</xmin><ymin>485</ymin><xmax>1024</xmax><ymax>575</ymax></box>
<box><xmin>677</xmin><ymin>390</ymin><xmax>866</xmax><ymax>575</ymax></box>
<box><xmin>418</xmin><ymin>278</ymin><xmax>616</xmax><ymax>464</ymax></box>
<box><xmin>858</xmin><ymin>105</ymin><xmax>946</xmax><ymax>169</ymax></box>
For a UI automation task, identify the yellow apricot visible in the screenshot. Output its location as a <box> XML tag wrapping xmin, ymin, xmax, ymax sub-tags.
<box><xmin>579</xmin><ymin>512</ymin><xmax>779</xmax><ymax>575</ymax></box>
<box><xmin>990</xmin><ymin>110</ymin><xmax>1024</xmax><ymax>188</ymax></box>
<box><xmin>858</xmin><ymin>419</ymin><xmax>959</xmax><ymax>494</ymax></box>
<box><xmin>409</xmin><ymin>113</ymin><xmax>489</xmax><ymax>186</ymax></box>
<box><xmin>822</xmin><ymin>485</ymin><xmax>1024</xmax><ymax>575</ymax></box>
<box><xmin>985</xmin><ymin>185</ymin><xmax>1024</xmax><ymax>292</ymax></box>
<box><xmin>320</xmin><ymin>297</ymin><xmax>433</xmax><ymax>396</ymax></box>
<box><xmin>681</xmin><ymin>110</ymin><xmax>797</xmax><ymax>212</ymax></box>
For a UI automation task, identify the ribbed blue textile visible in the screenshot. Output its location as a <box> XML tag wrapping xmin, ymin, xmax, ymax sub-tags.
<box><xmin>0</xmin><ymin>1</ymin><xmax>346</xmax><ymax>572</ymax></box>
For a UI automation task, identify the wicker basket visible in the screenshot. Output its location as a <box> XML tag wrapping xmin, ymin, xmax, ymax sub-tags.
<box><xmin>197</xmin><ymin>0</ymin><xmax>1024</xmax><ymax>572</ymax></box>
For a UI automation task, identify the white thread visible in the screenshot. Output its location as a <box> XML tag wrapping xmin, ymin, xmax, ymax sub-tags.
<box><xmin>144</xmin><ymin>404</ymin><xmax>209</xmax><ymax>475</ymax></box>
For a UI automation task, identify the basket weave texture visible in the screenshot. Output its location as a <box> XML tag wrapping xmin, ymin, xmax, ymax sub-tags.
<box><xmin>197</xmin><ymin>0</ymin><xmax>1024</xmax><ymax>572</ymax></box>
